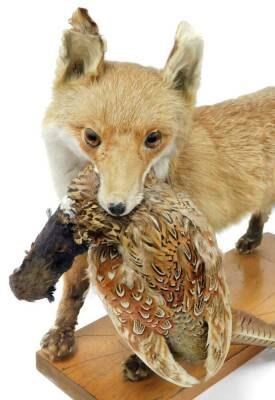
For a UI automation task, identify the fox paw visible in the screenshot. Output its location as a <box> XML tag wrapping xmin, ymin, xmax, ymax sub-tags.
<box><xmin>40</xmin><ymin>327</ymin><xmax>75</xmax><ymax>360</ymax></box>
<box><xmin>123</xmin><ymin>354</ymin><xmax>152</xmax><ymax>381</ymax></box>
<box><xmin>236</xmin><ymin>234</ymin><xmax>262</xmax><ymax>254</ymax></box>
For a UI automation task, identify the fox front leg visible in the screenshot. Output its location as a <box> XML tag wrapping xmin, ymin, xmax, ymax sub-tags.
<box><xmin>41</xmin><ymin>253</ymin><xmax>89</xmax><ymax>360</ymax></box>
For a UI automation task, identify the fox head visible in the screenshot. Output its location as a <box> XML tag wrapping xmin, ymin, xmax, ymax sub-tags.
<box><xmin>43</xmin><ymin>8</ymin><xmax>203</xmax><ymax>216</ymax></box>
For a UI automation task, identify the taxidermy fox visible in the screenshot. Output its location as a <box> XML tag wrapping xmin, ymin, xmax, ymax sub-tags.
<box><xmin>41</xmin><ymin>8</ymin><xmax>275</xmax><ymax>365</ymax></box>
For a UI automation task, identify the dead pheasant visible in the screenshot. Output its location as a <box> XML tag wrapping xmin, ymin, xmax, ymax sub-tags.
<box><xmin>10</xmin><ymin>165</ymin><xmax>275</xmax><ymax>387</ymax></box>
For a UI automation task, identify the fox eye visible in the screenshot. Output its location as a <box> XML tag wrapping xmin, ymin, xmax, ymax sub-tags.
<box><xmin>144</xmin><ymin>130</ymin><xmax>162</xmax><ymax>148</ymax></box>
<box><xmin>84</xmin><ymin>128</ymin><xmax>101</xmax><ymax>147</ymax></box>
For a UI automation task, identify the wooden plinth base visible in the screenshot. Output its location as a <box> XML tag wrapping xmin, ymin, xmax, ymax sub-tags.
<box><xmin>37</xmin><ymin>233</ymin><xmax>275</xmax><ymax>400</ymax></box>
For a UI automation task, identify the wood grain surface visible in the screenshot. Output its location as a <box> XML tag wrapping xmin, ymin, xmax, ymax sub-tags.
<box><xmin>37</xmin><ymin>233</ymin><xmax>275</xmax><ymax>400</ymax></box>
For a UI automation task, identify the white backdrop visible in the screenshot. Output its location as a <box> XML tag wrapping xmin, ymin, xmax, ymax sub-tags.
<box><xmin>1</xmin><ymin>1</ymin><xmax>275</xmax><ymax>399</ymax></box>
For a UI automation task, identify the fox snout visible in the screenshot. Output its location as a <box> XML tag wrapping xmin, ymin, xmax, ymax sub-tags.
<box><xmin>97</xmin><ymin>183</ymin><xmax>144</xmax><ymax>217</ymax></box>
<box><xmin>91</xmin><ymin>138</ymin><xmax>174</xmax><ymax>216</ymax></box>
<box><xmin>98</xmin><ymin>196</ymin><xmax>141</xmax><ymax>217</ymax></box>
<box><xmin>108</xmin><ymin>202</ymin><xmax>126</xmax><ymax>216</ymax></box>
<box><xmin>93</xmin><ymin>139</ymin><xmax>149</xmax><ymax>216</ymax></box>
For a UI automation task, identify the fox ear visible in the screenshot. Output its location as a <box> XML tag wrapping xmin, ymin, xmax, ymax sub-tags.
<box><xmin>163</xmin><ymin>21</ymin><xmax>203</xmax><ymax>104</ymax></box>
<box><xmin>55</xmin><ymin>8</ymin><xmax>106</xmax><ymax>84</ymax></box>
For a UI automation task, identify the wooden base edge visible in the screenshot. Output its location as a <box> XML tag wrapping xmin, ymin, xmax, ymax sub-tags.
<box><xmin>36</xmin><ymin>352</ymin><xmax>95</xmax><ymax>400</ymax></box>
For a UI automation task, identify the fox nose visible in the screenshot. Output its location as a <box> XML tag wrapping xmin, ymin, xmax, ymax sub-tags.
<box><xmin>108</xmin><ymin>202</ymin><xmax>126</xmax><ymax>216</ymax></box>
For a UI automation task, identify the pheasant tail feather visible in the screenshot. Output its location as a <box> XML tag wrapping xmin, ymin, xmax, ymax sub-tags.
<box><xmin>232</xmin><ymin>309</ymin><xmax>275</xmax><ymax>347</ymax></box>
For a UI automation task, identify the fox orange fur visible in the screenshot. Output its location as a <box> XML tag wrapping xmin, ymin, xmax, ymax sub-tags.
<box><xmin>41</xmin><ymin>8</ymin><xmax>275</xmax><ymax>361</ymax></box>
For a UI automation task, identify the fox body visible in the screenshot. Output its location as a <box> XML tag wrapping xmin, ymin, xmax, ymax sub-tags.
<box><xmin>41</xmin><ymin>8</ymin><xmax>275</xmax><ymax>363</ymax></box>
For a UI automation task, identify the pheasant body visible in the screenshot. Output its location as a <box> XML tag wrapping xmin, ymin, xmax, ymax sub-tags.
<box><xmin>61</xmin><ymin>165</ymin><xmax>232</xmax><ymax>385</ymax></box>
<box><xmin>10</xmin><ymin>164</ymin><xmax>275</xmax><ymax>387</ymax></box>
